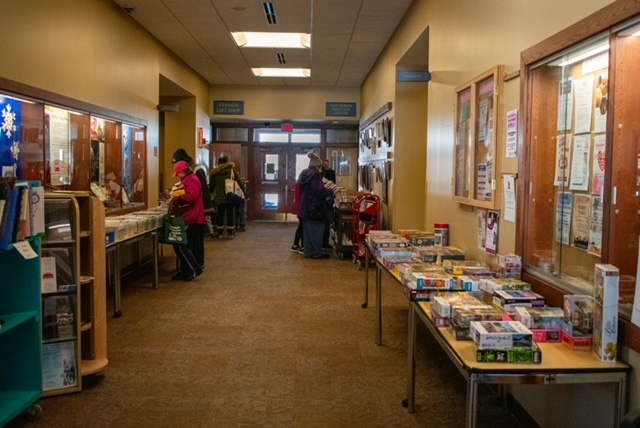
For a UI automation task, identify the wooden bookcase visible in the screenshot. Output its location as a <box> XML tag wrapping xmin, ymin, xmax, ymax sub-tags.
<box><xmin>43</xmin><ymin>192</ymin><xmax>107</xmax><ymax>396</ymax></box>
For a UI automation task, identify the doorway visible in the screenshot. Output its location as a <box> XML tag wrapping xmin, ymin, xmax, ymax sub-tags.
<box><xmin>252</xmin><ymin>146</ymin><xmax>316</xmax><ymax>220</ymax></box>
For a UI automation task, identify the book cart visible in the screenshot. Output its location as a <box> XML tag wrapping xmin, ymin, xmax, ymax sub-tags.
<box><xmin>331</xmin><ymin>194</ymin><xmax>355</xmax><ymax>260</ymax></box>
<box><xmin>0</xmin><ymin>237</ymin><xmax>44</xmax><ymax>425</ymax></box>
<box><xmin>352</xmin><ymin>194</ymin><xmax>381</xmax><ymax>267</ymax></box>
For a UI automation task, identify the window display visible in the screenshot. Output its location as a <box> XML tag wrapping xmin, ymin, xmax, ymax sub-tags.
<box><xmin>0</xmin><ymin>91</ymin><xmax>147</xmax><ymax>213</ymax></box>
<box><xmin>520</xmin><ymin>14</ymin><xmax>640</xmax><ymax>321</ymax></box>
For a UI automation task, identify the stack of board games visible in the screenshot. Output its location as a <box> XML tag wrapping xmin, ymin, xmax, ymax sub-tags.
<box><xmin>492</xmin><ymin>290</ymin><xmax>546</xmax><ymax>313</ymax></box>
<box><xmin>470</xmin><ymin>320</ymin><xmax>542</xmax><ymax>364</ymax></box>
<box><xmin>449</xmin><ymin>306</ymin><xmax>504</xmax><ymax>340</ymax></box>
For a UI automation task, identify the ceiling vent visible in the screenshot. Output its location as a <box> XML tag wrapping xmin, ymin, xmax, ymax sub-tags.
<box><xmin>263</xmin><ymin>2</ymin><xmax>277</xmax><ymax>24</ymax></box>
<box><xmin>277</xmin><ymin>53</ymin><xmax>286</xmax><ymax>64</ymax></box>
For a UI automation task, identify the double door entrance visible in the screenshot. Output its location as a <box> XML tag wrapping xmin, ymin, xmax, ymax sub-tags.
<box><xmin>251</xmin><ymin>146</ymin><xmax>313</xmax><ymax>221</ymax></box>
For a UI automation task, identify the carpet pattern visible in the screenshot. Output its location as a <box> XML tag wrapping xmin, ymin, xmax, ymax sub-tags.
<box><xmin>8</xmin><ymin>222</ymin><xmax>524</xmax><ymax>428</ymax></box>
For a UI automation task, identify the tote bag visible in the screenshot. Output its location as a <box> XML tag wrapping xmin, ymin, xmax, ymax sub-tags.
<box><xmin>225</xmin><ymin>169</ymin><xmax>245</xmax><ymax>205</ymax></box>
<box><xmin>160</xmin><ymin>214</ymin><xmax>188</xmax><ymax>245</ymax></box>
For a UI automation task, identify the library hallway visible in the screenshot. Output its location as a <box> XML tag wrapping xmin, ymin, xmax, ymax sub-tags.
<box><xmin>9</xmin><ymin>222</ymin><xmax>523</xmax><ymax>428</ymax></box>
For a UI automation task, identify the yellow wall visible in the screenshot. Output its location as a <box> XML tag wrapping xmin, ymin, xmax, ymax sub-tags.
<box><xmin>210</xmin><ymin>85</ymin><xmax>360</xmax><ymax>122</ymax></box>
<box><xmin>0</xmin><ymin>0</ymin><xmax>211</xmax><ymax>205</ymax></box>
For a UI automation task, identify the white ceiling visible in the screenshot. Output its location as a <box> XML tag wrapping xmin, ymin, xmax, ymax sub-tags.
<box><xmin>111</xmin><ymin>0</ymin><xmax>414</xmax><ymax>89</ymax></box>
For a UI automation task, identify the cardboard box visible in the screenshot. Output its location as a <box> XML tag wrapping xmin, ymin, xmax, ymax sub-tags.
<box><xmin>492</xmin><ymin>290</ymin><xmax>545</xmax><ymax>313</ymax></box>
<box><xmin>593</xmin><ymin>300</ymin><xmax>618</xmax><ymax>362</ymax></box>
<box><xmin>562</xmin><ymin>295</ymin><xmax>594</xmax><ymax>337</ymax></box>
<box><xmin>470</xmin><ymin>321</ymin><xmax>534</xmax><ymax>350</ymax></box>
<box><xmin>452</xmin><ymin>306</ymin><xmax>504</xmax><ymax>328</ymax></box>
<box><xmin>431</xmin><ymin>292</ymin><xmax>487</xmax><ymax>317</ymax></box>
<box><xmin>531</xmin><ymin>329</ymin><xmax>562</xmax><ymax>343</ymax></box>
<box><xmin>562</xmin><ymin>333</ymin><xmax>593</xmax><ymax>351</ymax></box>
<box><xmin>443</xmin><ymin>260</ymin><xmax>489</xmax><ymax>275</ymax></box>
<box><xmin>410</xmin><ymin>272</ymin><xmax>455</xmax><ymax>290</ymax></box>
<box><xmin>514</xmin><ymin>307</ymin><xmax>564</xmax><ymax>330</ymax></box>
<box><xmin>476</xmin><ymin>344</ymin><xmax>542</xmax><ymax>364</ymax></box>
<box><xmin>594</xmin><ymin>264</ymin><xmax>619</xmax><ymax>307</ymax></box>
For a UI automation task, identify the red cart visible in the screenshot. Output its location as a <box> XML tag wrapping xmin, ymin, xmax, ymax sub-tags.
<box><xmin>352</xmin><ymin>194</ymin><xmax>382</xmax><ymax>267</ymax></box>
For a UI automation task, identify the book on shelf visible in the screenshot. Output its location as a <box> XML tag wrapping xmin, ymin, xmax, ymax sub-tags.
<box><xmin>0</xmin><ymin>179</ymin><xmax>44</xmax><ymax>250</ymax></box>
<box><xmin>42</xmin><ymin>295</ymin><xmax>77</xmax><ymax>341</ymax></box>
<box><xmin>0</xmin><ymin>187</ymin><xmax>19</xmax><ymax>251</ymax></box>
<box><xmin>41</xmin><ymin>247</ymin><xmax>76</xmax><ymax>291</ymax></box>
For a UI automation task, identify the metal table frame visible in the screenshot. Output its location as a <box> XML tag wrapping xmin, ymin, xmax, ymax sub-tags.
<box><xmin>408</xmin><ymin>301</ymin><xmax>629</xmax><ymax>428</ymax></box>
<box><xmin>106</xmin><ymin>228</ymin><xmax>159</xmax><ymax>317</ymax></box>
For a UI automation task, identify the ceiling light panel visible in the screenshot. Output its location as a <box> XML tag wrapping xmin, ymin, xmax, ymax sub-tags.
<box><xmin>252</xmin><ymin>68</ymin><xmax>310</xmax><ymax>77</ymax></box>
<box><xmin>231</xmin><ymin>32</ymin><xmax>311</xmax><ymax>48</ymax></box>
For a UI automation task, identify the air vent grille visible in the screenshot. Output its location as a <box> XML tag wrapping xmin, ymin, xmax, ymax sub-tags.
<box><xmin>263</xmin><ymin>2</ymin><xmax>277</xmax><ymax>24</ymax></box>
<box><xmin>277</xmin><ymin>53</ymin><xmax>286</xmax><ymax>64</ymax></box>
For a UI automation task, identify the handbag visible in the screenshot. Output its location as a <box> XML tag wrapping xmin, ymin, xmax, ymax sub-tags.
<box><xmin>225</xmin><ymin>169</ymin><xmax>245</xmax><ymax>205</ymax></box>
<box><xmin>160</xmin><ymin>214</ymin><xmax>188</xmax><ymax>245</ymax></box>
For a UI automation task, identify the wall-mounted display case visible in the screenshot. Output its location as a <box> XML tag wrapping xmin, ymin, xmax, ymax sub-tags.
<box><xmin>0</xmin><ymin>91</ymin><xmax>147</xmax><ymax>214</ymax></box>
<box><xmin>519</xmin><ymin>3</ymin><xmax>640</xmax><ymax>336</ymax></box>
<box><xmin>453</xmin><ymin>65</ymin><xmax>504</xmax><ymax>209</ymax></box>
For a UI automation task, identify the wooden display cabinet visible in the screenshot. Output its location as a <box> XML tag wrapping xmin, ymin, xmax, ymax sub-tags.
<box><xmin>518</xmin><ymin>0</ymin><xmax>640</xmax><ymax>351</ymax></box>
<box><xmin>453</xmin><ymin>65</ymin><xmax>504</xmax><ymax>209</ymax></box>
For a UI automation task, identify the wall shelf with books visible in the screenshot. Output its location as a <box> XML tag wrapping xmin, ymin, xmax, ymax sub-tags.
<box><xmin>42</xmin><ymin>192</ymin><xmax>107</xmax><ymax>394</ymax></box>
<box><xmin>0</xmin><ymin>236</ymin><xmax>43</xmax><ymax>426</ymax></box>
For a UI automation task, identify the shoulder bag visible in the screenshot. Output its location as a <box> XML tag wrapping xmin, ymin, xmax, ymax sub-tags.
<box><xmin>225</xmin><ymin>169</ymin><xmax>245</xmax><ymax>205</ymax></box>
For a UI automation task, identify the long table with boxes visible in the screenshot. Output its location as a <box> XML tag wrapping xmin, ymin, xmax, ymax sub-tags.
<box><xmin>362</xmin><ymin>231</ymin><xmax>630</xmax><ymax>427</ymax></box>
<box><xmin>105</xmin><ymin>206</ymin><xmax>166</xmax><ymax>317</ymax></box>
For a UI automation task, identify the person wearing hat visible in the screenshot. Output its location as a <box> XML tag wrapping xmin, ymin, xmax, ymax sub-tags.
<box><xmin>169</xmin><ymin>160</ymin><xmax>205</xmax><ymax>280</ymax></box>
<box><xmin>209</xmin><ymin>155</ymin><xmax>244</xmax><ymax>239</ymax></box>
<box><xmin>296</xmin><ymin>152</ymin><xmax>334</xmax><ymax>259</ymax></box>
<box><xmin>172</xmin><ymin>148</ymin><xmax>214</xmax><ymax>214</ymax></box>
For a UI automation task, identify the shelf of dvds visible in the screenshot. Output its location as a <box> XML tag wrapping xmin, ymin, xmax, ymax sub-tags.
<box><xmin>43</xmin><ymin>192</ymin><xmax>107</xmax><ymax>395</ymax></box>
<box><xmin>0</xmin><ymin>237</ymin><xmax>43</xmax><ymax>426</ymax></box>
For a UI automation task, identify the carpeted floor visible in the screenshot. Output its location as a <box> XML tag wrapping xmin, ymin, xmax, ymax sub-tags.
<box><xmin>8</xmin><ymin>222</ymin><xmax>526</xmax><ymax>428</ymax></box>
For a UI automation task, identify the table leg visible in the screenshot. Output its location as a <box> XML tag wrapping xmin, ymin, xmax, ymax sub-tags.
<box><xmin>362</xmin><ymin>246</ymin><xmax>370</xmax><ymax>308</ymax></box>
<box><xmin>406</xmin><ymin>303</ymin><xmax>417</xmax><ymax>412</ymax></box>
<box><xmin>615</xmin><ymin>375</ymin><xmax>627</xmax><ymax>427</ymax></box>
<box><xmin>113</xmin><ymin>245</ymin><xmax>122</xmax><ymax>318</ymax></box>
<box><xmin>466</xmin><ymin>373</ymin><xmax>478</xmax><ymax>428</ymax></box>
<box><xmin>152</xmin><ymin>231</ymin><xmax>159</xmax><ymax>290</ymax></box>
<box><xmin>375</xmin><ymin>263</ymin><xmax>382</xmax><ymax>345</ymax></box>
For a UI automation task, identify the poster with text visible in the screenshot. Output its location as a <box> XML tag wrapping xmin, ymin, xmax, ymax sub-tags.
<box><xmin>485</xmin><ymin>210</ymin><xmax>499</xmax><ymax>255</ymax></box>
<box><xmin>569</xmin><ymin>134</ymin><xmax>590</xmax><ymax>191</ymax></box>
<box><xmin>506</xmin><ymin>109</ymin><xmax>518</xmax><ymax>158</ymax></box>
<box><xmin>554</xmin><ymin>134</ymin><xmax>572</xmax><ymax>187</ymax></box>
<box><xmin>42</xmin><ymin>341</ymin><xmax>77</xmax><ymax>391</ymax></box>
<box><xmin>591</xmin><ymin>134</ymin><xmax>606</xmax><ymax>196</ymax></box>
<box><xmin>557</xmin><ymin>78</ymin><xmax>573</xmax><ymax>131</ymax></box>
<box><xmin>571</xmin><ymin>194</ymin><xmax>591</xmax><ymax>250</ymax></box>
<box><xmin>588</xmin><ymin>195</ymin><xmax>603</xmax><ymax>257</ymax></box>
<box><xmin>555</xmin><ymin>192</ymin><xmax>573</xmax><ymax>245</ymax></box>
<box><xmin>573</xmin><ymin>75</ymin><xmax>594</xmax><ymax>134</ymax></box>
<box><xmin>593</xmin><ymin>72</ymin><xmax>608</xmax><ymax>133</ymax></box>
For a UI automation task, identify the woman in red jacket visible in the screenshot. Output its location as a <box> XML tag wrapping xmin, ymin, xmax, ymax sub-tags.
<box><xmin>170</xmin><ymin>160</ymin><xmax>206</xmax><ymax>280</ymax></box>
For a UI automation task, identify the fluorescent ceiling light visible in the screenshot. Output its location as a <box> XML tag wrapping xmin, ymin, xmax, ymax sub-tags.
<box><xmin>232</xmin><ymin>32</ymin><xmax>311</xmax><ymax>48</ymax></box>
<box><xmin>252</xmin><ymin>68</ymin><xmax>311</xmax><ymax>78</ymax></box>
<box><xmin>556</xmin><ymin>43</ymin><xmax>609</xmax><ymax>67</ymax></box>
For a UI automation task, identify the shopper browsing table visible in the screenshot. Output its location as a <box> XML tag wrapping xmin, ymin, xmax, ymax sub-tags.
<box><xmin>168</xmin><ymin>160</ymin><xmax>205</xmax><ymax>281</ymax></box>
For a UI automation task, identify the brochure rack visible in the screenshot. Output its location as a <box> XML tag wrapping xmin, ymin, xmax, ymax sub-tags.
<box><xmin>42</xmin><ymin>192</ymin><xmax>107</xmax><ymax>396</ymax></box>
<box><xmin>0</xmin><ymin>237</ymin><xmax>43</xmax><ymax>425</ymax></box>
<box><xmin>352</xmin><ymin>194</ymin><xmax>381</xmax><ymax>266</ymax></box>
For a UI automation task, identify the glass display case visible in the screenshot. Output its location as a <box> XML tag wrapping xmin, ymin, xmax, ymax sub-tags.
<box><xmin>453</xmin><ymin>66</ymin><xmax>504</xmax><ymax>208</ymax></box>
<box><xmin>520</xmin><ymin>12</ymin><xmax>640</xmax><ymax>320</ymax></box>
<box><xmin>0</xmin><ymin>91</ymin><xmax>147</xmax><ymax>213</ymax></box>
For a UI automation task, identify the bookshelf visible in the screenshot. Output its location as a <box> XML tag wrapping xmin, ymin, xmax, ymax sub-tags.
<box><xmin>42</xmin><ymin>192</ymin><xmax>107</xmax><ymax>396</ymax></box>
<box><xmin>0</xmin><ymin>237</ymin><xmax>43</xmax><ymax>425</ymax></box>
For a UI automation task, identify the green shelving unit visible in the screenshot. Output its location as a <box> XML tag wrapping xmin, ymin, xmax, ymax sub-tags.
<box><xmin>0</xmin><ymin>237</ymin><xmax>43</xmax><ymax>426</ymax></box>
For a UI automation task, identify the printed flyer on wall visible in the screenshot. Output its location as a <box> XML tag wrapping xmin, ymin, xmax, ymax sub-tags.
<box><xmin>571</xmin><ymin>194</ymin><xmax>591</xmax><ymax>251</ymax></box>
<box><xmin>588</xmin><ymin>195</ymin><xmax>603</xmax><ymax>257</ymax></box>
<box><xmin>554</xmin><ymin>135</ymin><xmax>572</xmax><ymax>187</ymax></box>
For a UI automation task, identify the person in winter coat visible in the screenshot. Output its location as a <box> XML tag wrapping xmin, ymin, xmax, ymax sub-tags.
<box><xmin>209</xmin><ymin>156</ymin><xmax>244</xmax><ymax>239</ymax></box>
<box><xmin>172</xmin><ymin>148</ymin><xmax>214</xmax><ymax>233</ymax></box>
<box><xmin>297</xmin><ymin>152</ymin><xmax>334</xmax><ymax>259</ymax></box>
<box><xmin>169</xmin><ymin>160</ymin><xmax>206</xmax><ymax>280</ymax></box>
<box><xmin>290</xmin><ymin>182</ymin><xmax>303</xmax><ymax>253</ymax></box>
